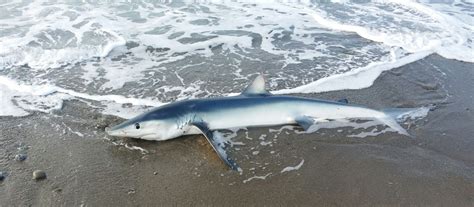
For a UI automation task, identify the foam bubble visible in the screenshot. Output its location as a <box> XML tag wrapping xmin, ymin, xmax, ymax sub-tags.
<box><xmin>242</xmin><ymin>173</ymin><xmax>272</xmax><ymax>183</ymax></box>
<box><xmin>281</xmin><ymin>159</ymin><xmax>304</xmax><ymax>173</ymax></box>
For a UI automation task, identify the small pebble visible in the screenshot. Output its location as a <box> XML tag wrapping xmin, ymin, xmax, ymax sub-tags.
<box><xmin>153</xmin><ymin>171</ymin><xmax>158</xmax><ymax>175</ymax></box>
<box><xmin>32</xmin><ymin>170</ymin><xmax>47</xmax><ymax>180</ymax></box>
<box><xmin>15</xmin><ymin>154</ymin><xmax>27</xmax><ymax>161</ymax></box>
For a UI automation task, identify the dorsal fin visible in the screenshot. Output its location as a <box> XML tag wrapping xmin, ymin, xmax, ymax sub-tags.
<box><xmin>241</xmin><ymin>74</ymin><xmax>271</xmax><ymax>96</ymax></box>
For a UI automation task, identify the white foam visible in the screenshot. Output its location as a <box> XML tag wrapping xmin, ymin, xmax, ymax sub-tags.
<box><xmin>281</xmin><ymin>159</ymin><xmax>304</xmax><ymax>173</ymax></box>
<box><xmin>0</xmin><ymin>84</ymin><xmax>29</xmax><ymax>116</ymax></box>
<box><xmin>0</xmin><ymin>4</ymin><xmax>127</xmax><ymax>70</ymax></box>
<box><xmin>274</xmin><ymin>49</ymin><xmax>432</xmax><ymax>94</ymax></box>
<box><xmin>100</xmin><ymin>103</ymin><xmax>152</xmax><ymax>119</ymax></box>
<box><xmin>103</xmin><ymin>136</ymin><xmax>149</xmax><ymax>154</ymax></box>
<box><xmin>1</xmin><ymin>1</ymin><xmax>471</xmax><ymax>118</ymax></box>
<box><xmin>347</xmin><ymin>128</ymin><xmax>392</xmax><ymax>138</ymax></box>
<box><xmin>305</xmin><ymin>118</ymin><xmax>388</xmax><ymax>133</ymax></box>
<box><xmin>0</xmin><ymin>1</ymin><xmax>354</xmax><ymax>73</ymax></box>
<box><xmin>0</xmin><ymin>76</ymin><xmax>162</xmax><ymax>118</ymax></box>
<box><xmin>394</xmin><ymin>107</ymin><xmax>431</xmax><ymax>122</ymax></box>
<box><xmin>398</xmin><ymin>0</ymin><xmax>473</xmax><ymax>62</ymax></box>
<box><xmin>304</xmin><ymin>0</ymin><xmax>473</xmax><ymax>62</ymax></box>
<box><xmin>213</xmin><ymin>130</ymin><xmax>246</xmax><ymax>146</ymax></box>
<box><xmin>242</xmin><ymin>173</ymin><xmax>272</xmax><ymax>183</ymax></box>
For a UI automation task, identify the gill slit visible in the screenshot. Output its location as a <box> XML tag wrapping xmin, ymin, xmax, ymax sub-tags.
<box><xmin>176</xmin><ymin>112</ymin><xmax>199</xmax><ymax>131</ymax></box>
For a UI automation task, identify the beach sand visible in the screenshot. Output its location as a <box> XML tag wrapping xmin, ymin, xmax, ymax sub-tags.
<box><xmin>0</xmin><ymin>54</ymin><xmax>473</xmax><ymax>206</ymax></box>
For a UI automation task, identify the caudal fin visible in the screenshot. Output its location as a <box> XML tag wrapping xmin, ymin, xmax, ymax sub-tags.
<box><xmin>377</xmin><ymin>107</ymin><xmax>432</xmax><ymax>137</ymax></box>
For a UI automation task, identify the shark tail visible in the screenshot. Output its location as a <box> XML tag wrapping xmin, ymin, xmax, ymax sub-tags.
<box><xmin>378</xmin><ymin>107</ymin><xmax>431</xmax><ymax>137</ymax></box>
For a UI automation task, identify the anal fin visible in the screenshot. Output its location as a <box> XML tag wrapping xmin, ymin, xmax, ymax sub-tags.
<box><xmin>192</xmin><ymin>122</ymin><xmax>240</xmax><ymax>171</ymax></box>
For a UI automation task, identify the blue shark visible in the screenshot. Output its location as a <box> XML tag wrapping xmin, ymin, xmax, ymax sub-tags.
<box><xmin>106</xmin><ymin>75</ymin><xmax>408</xmax><ymax>170</ymax></box>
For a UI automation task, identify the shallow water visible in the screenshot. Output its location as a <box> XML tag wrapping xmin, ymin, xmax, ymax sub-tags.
<box><xmin>1</xmin><ymin>0</ymin><xmax>473</xmax><ymax>118</ymax></box>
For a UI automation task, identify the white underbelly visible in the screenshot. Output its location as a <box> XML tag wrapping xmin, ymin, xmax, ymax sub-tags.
<box><xmin>203</xmin><ymin>106</ymin><xmax>295</xmax><ymax>130</ymax></box>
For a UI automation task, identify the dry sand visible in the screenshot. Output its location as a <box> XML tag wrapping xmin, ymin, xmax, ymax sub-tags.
<box><xmin>0</xmin><ymin>54</ymin><xmax>473</xmax><ymax>206</ymax></box>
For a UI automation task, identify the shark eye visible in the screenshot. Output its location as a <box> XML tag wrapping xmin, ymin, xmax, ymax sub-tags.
<box><xmin>135</xmin><ymin>123</ymin><xmax>140</xmax><ymax>129</ymax></box>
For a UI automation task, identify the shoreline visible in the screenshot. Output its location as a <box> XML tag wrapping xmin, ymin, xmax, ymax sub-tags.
<box><xmin>0</xmin><ymin>54</ymin><xmax>473</xmax><ymax>205</ymax></box>
<box><xmin>0</xmin><ymin>50</ymin><xmax>443</xmax><ymax>119</ymax></box>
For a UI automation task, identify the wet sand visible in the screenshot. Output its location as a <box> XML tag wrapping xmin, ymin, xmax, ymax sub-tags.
<box><xmin>0</xmin><ymin>54</ymin><xmax>473</xmax><ymax>206</ymax></box>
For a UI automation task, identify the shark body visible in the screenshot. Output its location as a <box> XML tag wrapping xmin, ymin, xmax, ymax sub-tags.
<box><xmin>107</xmin><ymin>75</ymin><xmax>408</xmax><ymax>170</ymax></box>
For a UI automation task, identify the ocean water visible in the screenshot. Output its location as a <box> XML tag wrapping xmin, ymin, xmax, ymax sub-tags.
<box><xmin>0</xmin><ymin>0</ymin><xmax>473</xmax><ymax>118</ymax></box>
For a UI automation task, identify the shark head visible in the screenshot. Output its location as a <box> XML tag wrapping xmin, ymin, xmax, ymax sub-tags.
<box><xmin>106</xmin><ymin>99</ymin><xmax>194</xmax><ymax>141</ymax></box>
<box><xmin>105</xmin><ymin>110</ymin><xmax>181</xmax><ymax>141</ymax></box>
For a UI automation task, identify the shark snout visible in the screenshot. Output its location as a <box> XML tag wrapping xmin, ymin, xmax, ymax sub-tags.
<box><xmin>105</xmin><ymin>126</ymin><xmax>126</xmax><ymax>137</ymax></box>
<box><xmin>105</xmin><ymin>127</ymin><xmax>115</xmax><ymax>135</ymax></box>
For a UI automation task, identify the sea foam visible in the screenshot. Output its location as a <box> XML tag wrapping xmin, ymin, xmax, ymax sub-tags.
<box><xmin>0</xmin><ymin>1</ymin><xmax>471</xmax><ymax>118</ymax></box>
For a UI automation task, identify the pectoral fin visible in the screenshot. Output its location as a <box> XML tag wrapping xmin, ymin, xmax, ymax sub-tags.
<box><xmin>294</xmin><ymin>116</ymin><xmax>315</xmax><ymax>131</ymax></box>
<box><xmin>192</xmin><ymin>122</ymin><xmax>240</xmax><ymax>171</ymax></box>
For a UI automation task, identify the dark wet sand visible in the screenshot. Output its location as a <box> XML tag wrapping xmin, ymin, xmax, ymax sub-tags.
<box><xmin>0</xmin><ymin>54</ymin><xmax>473</xmax><ymax>206</ymax></box>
